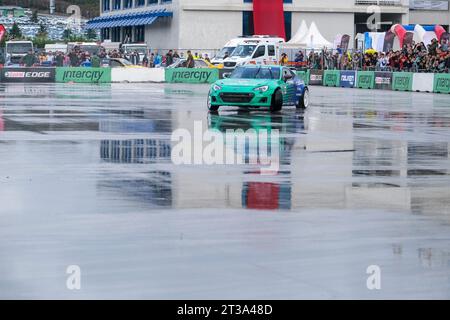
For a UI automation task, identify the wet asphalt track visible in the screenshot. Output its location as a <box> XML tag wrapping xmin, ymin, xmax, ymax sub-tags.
<box><xmin>0</xmin><ymin>83</ymin><xmax>449</xmax><ymax>299</ymax></box>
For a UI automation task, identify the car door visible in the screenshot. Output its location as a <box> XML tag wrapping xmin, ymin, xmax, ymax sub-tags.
<box><xmin>291</xmin><ymin>69</ymin><xmax>305</xmax><ymax>100</ymax></box>
<box><xmin>252</xmin><ymin>45</ymin><xmax>266</xmax><ymax>65</ymax></box>
<box><xmin>268</xmin><ymin>45</ymin><xmax>277</xmax><ymax>64</ymax></box>
<box><xmin>282</xmin><ymin>68</ymin><xmax>296</xmax><ymax>105</ymax></box>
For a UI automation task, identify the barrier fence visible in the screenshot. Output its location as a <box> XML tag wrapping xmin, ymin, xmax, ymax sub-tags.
<box><xmin>0</xmin><ymin>67</ymin><xmax>449</xmax><ymax>95</ymax></box>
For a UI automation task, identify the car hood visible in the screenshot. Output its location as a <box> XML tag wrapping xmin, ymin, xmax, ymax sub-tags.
<box><xmin>216</xmin><ymin>78</ymin><xmax>274</xmax><ymax>88</ymax></box>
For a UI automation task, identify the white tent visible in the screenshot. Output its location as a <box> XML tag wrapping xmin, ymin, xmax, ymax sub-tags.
<box><xmin>288</xmin><ymin>20</ymin><xmax>308</xmax><ymax>44</ymax></box>
<box><xmin>297</xmin><ymin>22</ymin><xmax>332</xmax><ymax>49</ymax></box>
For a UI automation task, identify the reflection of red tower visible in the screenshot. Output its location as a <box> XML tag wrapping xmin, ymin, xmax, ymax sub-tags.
<box><xmin>246</xmin><ymin>182</ymin><xmax>280</xmax><ymax>210</ymax></box>
<box><xmin>253</xmin><ymin>0</ymin><xmax>286</xmax><ymax>40</ymax></box>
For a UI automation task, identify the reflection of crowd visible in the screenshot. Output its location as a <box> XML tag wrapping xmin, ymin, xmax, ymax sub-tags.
<box><xmin>303</xmin><ymin>38</ymin><xmax>450</xmax><ymax>73</ymax></box>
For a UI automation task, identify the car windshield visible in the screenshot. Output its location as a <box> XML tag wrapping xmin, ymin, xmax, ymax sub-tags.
<box><xmin>231</xmin><ymin>45</ymin><xmax>257</xmax><ymax>57</ymax></box>
<box><xmin>230</xmin><ymin>67</ymin><xmax>280</xmax><ymax>80</ymax></box>
<box><xmin>215</xmin><ymin>47</ymin><xmax>236</xmax><ymax>59</ymax></box>
<box><xmin>7</xmin><ymin>43</ymin><xmax>32</xmax><ymax>54</ymax></box>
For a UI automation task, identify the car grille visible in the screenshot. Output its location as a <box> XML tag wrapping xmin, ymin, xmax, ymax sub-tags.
<box><xmin>224</xmin><ymin>61</ymin><xmax>237</xmax><ymax>68</ymax></box>
<box><xmin>220</xmin><ymin>92</ymin><xmax>254</xmax><ymax>103</ymax></box>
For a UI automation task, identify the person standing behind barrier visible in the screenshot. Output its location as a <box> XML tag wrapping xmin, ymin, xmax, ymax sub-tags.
<box><xmin>55</xmin><ymin>51</ymin><xmax>64</xmax><ymax>67</ymax></box>
<box><xmin>173</xmin><ymin>50</ymin><xmax>180</xmax><ymax>59</ymax></box>
<box><xmin>279</xmin><ymin>53</ymin><xmax>288</xmax><ymax>66</ymax></box>
<box><xmin>142</xmin><ymin>53</ymin><xmax>149</xmax><ymax>67</ymax></box>
<box><xmin>186</xmin><ymin>50</ymin><xmax>195</xmax><ymax>68</ymax></box>
<box><xmin>69</xmin><ymin>50</ymin><xmax>79</xmax><ymax>67</ymax></box>
<box><xmin>165</xmin><ymin>50</ymin><xmax>174</xmax><ymax>67</ymax></box>
<box><xmin>154</xmin><ymin>52</ymin><xmax>162</xmax><ymax>67</ymax></box>
<box><xmin>21</xmin><ymin>49</ymin><xmax>38</xmax><ymax>67</ymax></box>
<box><xmin>91</xmin><ymin>54</ymin><xmax>100</xmax><ymax>68</ymax></box>
<box><xmin>149</xmin><ymin>53</ymin><xmax>155</xmax><ymax>68</ymax></box>
<box><xmin>80</xmin><ymin>56</ymin><xmax>92</xmax><ymax>67</ymax></box>
<box><xmin>294</xmin><ymin>51</ymin><xmax>304</xmax><ymax>63</ymax></box>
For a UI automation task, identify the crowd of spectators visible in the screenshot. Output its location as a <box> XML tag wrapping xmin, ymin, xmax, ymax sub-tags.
<box><xmin>303</xmin><ymin>38</ymin><xmax>450</xmax><ymax>73</ymax></box>
<box><xmin>11</xmin><ymin>45</ymin><xmax>214</xmax><ymax>69</ymax></box>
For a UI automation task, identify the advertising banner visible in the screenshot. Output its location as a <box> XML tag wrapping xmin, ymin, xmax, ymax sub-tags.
<box><xmin>374</xmin><ymin>71</ymin><xmax>393</xmax><ymax>90</ymax></box>
<box><xmin>0</xmin><ymin>24</ymin><xmax>6</xmax><ymax>43</ymax></box>
<box><xmin>1</xmin><ymin>67</ymin><xmax>56</xmax><ymax>83</ymax></box>
<box><xmin>309</xmin><ymin>69</ymin><xmax>323</xmax><ymax>86</ymax></box>
<box><xmin>383</xmin><ymin>31</ymin><xmax>396</xmax><ymax>53</ymax></box>
<box><xmin>340</xmin><ymin>70</ymin><xmax>357</xmax><ymax>88</ymax></box>
<box><xmin>434</xmin><ymin>73</ymin><xmax>450</xmax><ymax>94</ymax></box>
<box><xmin>165</xmin><ymin>68</ymin><xmax>219</xmax><ymax>84</ymax></box>
<box><xmin>323</xmin><ymin>70</ymin><xmax>340</xmax><ymax>87</ymax></box>
<box><xmin>253</xmin><ymin>0</ymin><xmax>286</xmax><ymax>40</ymax></box>
<box><xmin>356</xmin><ymin>71</ymin><xmax>375</xmax><ymax>89</ymax></box>
<box><xmin>55</xmin><ymin>67</ymin><xmax>111</xmax><ymax>83</ymax></box>
<box><xmin>340</xmin><ymin>34</ymin><xmax>351</xmax><ymax>53</ymax></box>
<box><xmin>392</xmin><ymin>72</ymin><xmax>413</xmax><ymax>91</ymax></box>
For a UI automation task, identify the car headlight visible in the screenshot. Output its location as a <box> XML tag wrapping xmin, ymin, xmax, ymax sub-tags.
<box><xmin>213</xmin><ymin>84</ymin><xmax>222</xmax><ymax>91</ymax></box>
<box><xmin>254</xmin><ymin>85</ymin><xmax>269</xmax><ymax>93</ymax></box>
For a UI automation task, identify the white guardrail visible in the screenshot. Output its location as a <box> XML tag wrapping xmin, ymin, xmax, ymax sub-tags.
<box><xmin>111</xmin><ymin>68</ymin><xmax>165</xmax><ymax>83</ymax></box>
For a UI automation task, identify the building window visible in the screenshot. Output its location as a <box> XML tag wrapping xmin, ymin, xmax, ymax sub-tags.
<box><xmin>124</xmin><ymin>0</ymin><xmax>133</xmax><ymax>9</ymax></box>
<box><xmin>102</xmin><ymin>0</ymin><xmax>111</xmax><ymax>12</ymax></box>
<box><xmin>243</xmin><ymin>11</ymin><xmax>254</xmax><ymax>36</ymax></box>
<box><xmin>148</xmin><ymin>0</ymin><xmax>158</xmax><ymax>5</ymax></box>
<box><xmin>135</xmin><ymin>26</ymin><xmax>145</xmax><ymax>42</ymax></box>
<box><xmin>112</xmin><ymin>27</ymin><xmax>121</xmax><ymax>42</ymax></box>
<box><xmin>284</xmin><ymin>11</ymin><xmax>292</xmax><ymax>41</ymax></box>
<box><xmin>113</xmin><ymin>0</ymin><xmax>121</xmax><ymax>10</ymax></box>
<box><xmin>136</xmin><ymin>0</ymin><xmax>145</xmax><ymax>7</ymax></box>
<box><xmin>123</xmin><ymin>26</ymin><xmax>133</xmax><ymax>42</ymax></box>
<box><xmin>101</xmin><ymin>28</ymin><xmax>111</xmax><ymax>40</ymax></box>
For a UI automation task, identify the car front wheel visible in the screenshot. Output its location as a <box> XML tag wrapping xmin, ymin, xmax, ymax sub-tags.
<box><xmin>270</xmin><ymin>89</ymin><xmax>283</xmax><ymax>113</ymax></box>
<box><xmin>297</xmin><ymin>88</ymin><xmax>309</xmax><ymax>109</ymax></box>
<box><xmin>207</xmin><ymin>92</ymin><xmax>219</xmax><ymax>112</ymax></box>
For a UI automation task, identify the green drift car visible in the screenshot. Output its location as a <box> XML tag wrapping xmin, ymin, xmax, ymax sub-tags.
<box><xmin>207</xmin><ymin>65</ymin><xmax>309</xmax><ymax>112</ymax></box>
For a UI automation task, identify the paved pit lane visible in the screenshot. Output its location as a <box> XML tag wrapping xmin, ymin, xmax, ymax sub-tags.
<box><xmin>0</xmin><ymin>83</ymin><xmax>449</xmax><ymax>299</ymax></box>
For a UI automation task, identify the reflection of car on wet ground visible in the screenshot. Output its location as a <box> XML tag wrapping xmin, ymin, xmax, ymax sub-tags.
<box><xmin>207</xmin><ymin>65</ymin><xmax>309</xmax><ymax>113</ymax></box>
<box><xmin>100</xmin><ymin>58</ymin><xmax>144</xmax><ymax>68</ymax></box>
<box><xmin>167</xmin><ymin>58</ymin><xmax>220</xmax><ymax>69</ymax></box>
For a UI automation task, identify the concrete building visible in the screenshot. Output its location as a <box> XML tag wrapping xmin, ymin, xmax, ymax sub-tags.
<box><xmin>88</xmin><ymin>0</ymin><xmax>449</xmax><ymax>50</ymax></box>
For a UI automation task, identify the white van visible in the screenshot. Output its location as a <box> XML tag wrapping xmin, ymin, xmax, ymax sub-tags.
<box><xmin>222</xmin><ymin>36</ymin><xmax>284</xmax><ymax>69</ymax></box>
<box><xmin>211</xmin><ymin>38</ymin><xmax>244</xmax><ymax>66</ymax></box>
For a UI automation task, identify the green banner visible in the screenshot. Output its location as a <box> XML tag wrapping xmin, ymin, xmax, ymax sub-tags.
<box><xmin>55</xmin><ymin>67</ymin><xmax>111</xmax><ymax>83</ymax></box>
<box><xmin>323</xmin><ymin>70</ymin><xmax>340</xmax><ymax>87</ymax></box>
<box><xmin>392</xmin><ymin>72</ymin><xmax>413</xmax><ymax>91</ymax></box>
<box><xmin>165</xmin><ymin>68</ymin><xmax>219</xmax><ymax>84</ymax></box>
<box><xmin>294</xmin><ymin>70</ymin><xmax>310</xmax><ymax>85</ymax></box>
<box><xmin>434</xmin><ymin>73</ymin><xmax>450</xmax><ymax>94</ymax></box>
<box><xmin>356</xmin><ymin>71</ymin><xmax>375</xmax><ymax>89</ymax></box>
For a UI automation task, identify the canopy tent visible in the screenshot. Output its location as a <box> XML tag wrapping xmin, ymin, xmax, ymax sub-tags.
<box><xmin>288</xmin><ymin>20</ymin><xmax>308</xmax><ymax>44</ymax></box>
<box><xmin>285</xmin><ymin>21</ymin><xmax>332</xmax><ymax>49</ymax></box>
